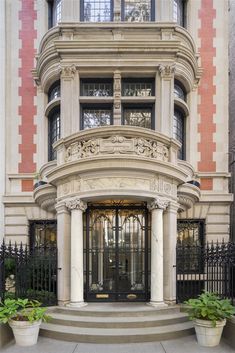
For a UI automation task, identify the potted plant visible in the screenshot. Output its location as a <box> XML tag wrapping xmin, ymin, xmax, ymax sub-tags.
<box><xmin>33</xmin><ymin>172</ymin><xmax>48</xmax><ymax>189</ymax></box>
<box><xmin>0</xmin><ymin>298</ymin><xmax>50</xmax><ymax>346</ymax></box>
<box><xmin>185</xmin><ymin>291</ymin><xmax>235</xmax><ymax>347</ymax></box>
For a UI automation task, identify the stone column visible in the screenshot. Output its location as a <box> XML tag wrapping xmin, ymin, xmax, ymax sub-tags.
<box><xmin>148</xmin><ymin>197</ymin><xmax>169</xmax><ymax>307</ymax></box>
<box><xmin>163</xmin><ymin>201</ymin><xmax>179</xmax><ymax>303</ymax></box>
<box><xmin>55</xmin><ymin>202</ymin><xmax>71</xmax><ymax>306</ymax></box>
<box><xmin>66</xmin><ymin>197</ymin><xmax>87</xmax><ymax>307</ymax></box>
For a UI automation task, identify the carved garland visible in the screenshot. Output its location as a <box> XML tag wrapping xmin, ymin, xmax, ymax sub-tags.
<box><xmin>65</xmin><ymin>135</ymin><xmax>169</xmax><ymax>162</ymax></box>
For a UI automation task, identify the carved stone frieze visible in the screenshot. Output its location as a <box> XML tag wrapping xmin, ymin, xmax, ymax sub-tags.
<box><xmin>65</xmin><ymin>197</ymin><xmax>87</xmax><ymax>211</ymax></box>
<box><xmin>148</xmin><ymin>197</ymin><xmax>169</xmax><ymax>211</ymax></box>
<box><xmin>82</xmin><ymin>177</ymin><xmax>151</xmax><ymax>191</ymax></box>
<box><xmin>65</xmin><ymin>135</ymin><xmax>169</xmax><ymax>162</ymax></box>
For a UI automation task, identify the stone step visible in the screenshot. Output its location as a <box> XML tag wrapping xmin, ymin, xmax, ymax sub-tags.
<box><xmin>40</xmin><ymin>321</ymin><xmax>194</xmax><ymax>344</ymax></box>
<box><xmin>48</xmin><ymin>311</ymin><xmax>189</xmax><ymax>328</ymax></box>
<box><xmin>52</xmin><ymin>304</ymin><xmax>180</xmax><ymax>317</ymax></box>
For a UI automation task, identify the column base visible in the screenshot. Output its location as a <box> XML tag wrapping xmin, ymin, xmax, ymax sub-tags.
<box><xmin>147</xmin><ymin>301</ymin><xmax>168</xmax><ymax>309</ymax></box>
<box><xmin>66</xmin><ymin>302</ymin><xmax>88</xmax><ymax>308</ymax></box>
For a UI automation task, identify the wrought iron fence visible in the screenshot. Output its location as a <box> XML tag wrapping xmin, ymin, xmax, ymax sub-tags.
<box><xmin>176</xmin><ymin>240</ymin><xmax>235</xmax><ymax>303</ymax></box>
<box><xmin>0</xmin><ymin>241</ymin><xmax>57</xmax><ymax>306</ymax></box>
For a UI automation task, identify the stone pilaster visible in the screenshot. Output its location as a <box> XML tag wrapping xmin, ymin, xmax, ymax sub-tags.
<box><xmin>148</xmin><ymin>197</ymin><xmax>169</xmax><ymax>307</ymax></box>
<box><xmin>66</xmin><ymin>197</ymin><xmax>87</xmax><ymax>306</ymax></box>
<box><xmin>158</xmin><ymin>64</ymin><xmax>175</xmax><ymax>136</ymax></box>
<box><xmin>60</xmin><ymin>65</ymin><xmax>77</xmax><ymax>137</ymax></box>
<box><xmin>113</xmin><ymin>70</ymin><xmax>121</xmax><ymax>125</ymax></box>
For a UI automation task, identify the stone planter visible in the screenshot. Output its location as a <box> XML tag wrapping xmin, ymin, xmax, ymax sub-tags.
<box><xmin>9</xmin><ymin>319</ymin><xmax>41</xmax><ymax>346</ymax></box>
<box><xmin>194</xmin><ymin>318</ymin><xmax>226</xmax><ymax>347</ymax></box>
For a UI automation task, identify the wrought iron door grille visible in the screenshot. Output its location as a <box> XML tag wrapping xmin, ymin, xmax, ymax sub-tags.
<box><xmin>84</xmin><ymin>205</ymin><xmax>150</xmax><ymax>301</ymax></box>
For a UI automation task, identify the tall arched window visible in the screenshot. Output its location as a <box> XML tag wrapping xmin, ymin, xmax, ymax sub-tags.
<box><xmin>173</xmin><ymin>109</ymin><xmax>185</xmax><ymax>160</ymax></box>
<box><xmin>173</xmin><ymin>0</ymin><xmax>185</xmax><ymax>27</ymax></box>
<box><xmin>48</xmin><ymin>108</ymin><xmax>60</xmax><ymax>161</ymax></box>
<box><xmin>48</xmin><ymin>0</ymin><xmax>62</xmax><ymax>28</ymax></box>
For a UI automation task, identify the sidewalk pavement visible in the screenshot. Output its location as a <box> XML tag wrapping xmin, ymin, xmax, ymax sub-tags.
<box><xmin>1</xmin><ymin>335</ymin><xmax>235</xmax><ymax>353</ymax></box>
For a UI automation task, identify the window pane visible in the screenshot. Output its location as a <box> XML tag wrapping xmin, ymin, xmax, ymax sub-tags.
<box><xmin>48</xmin><ymin>112</ymin><xmax>60</xmax><ymax>161</ymax></box>
<box><xmin>83</xmin><ymin>109</ymin><xmax>112</xmax><ymax>129</ymax></box>
<box><xmin>33</xmin><ymin>222</ymin><xmax>57</xmax><ymax>248</ymax></box>
<box><xmin>123</xmin><ymin>81</ymin><xmax>153</xmax><ymax>96</ymax></box>
<box><xmin>48</xmin><ymin>84</ymin><xmax>60</xmax><ymax>102</ymax></box>
<box><xmin>82</xmin><ymin>82</ymin><xmax>113</xmax><ymax>96</ymax></box>
<box><xmin>174</xmin><ymin>83</ymin><xmax>186</xmax><ymax>101</ymax></box>
<box><xmin>173</xmin><ymin>0</ymin><xmax>184</xmax><ymax>27</ymax></box>
<box><xmin>83</xmin><ymin>0</ymin><xmax>112</xmax><ymax>22</ymax></box>
<box><xmin>173</xmin><ymin>111</ymin><xmax>184</xmax><ymax>159</ymax></box>
<box><xmin>53</xmin><ymin>0</ymin><xmax>62</xmax><ymax>26</ymax></box>
<box><xmin>124</xmin><ymin>0</ymin><xmax>152</xmax><ymax>22</ymax></box>
<box><xmin>124</xmin><ymin>108</ymin><xmax>152</xmax><ymax>129</ymax></box>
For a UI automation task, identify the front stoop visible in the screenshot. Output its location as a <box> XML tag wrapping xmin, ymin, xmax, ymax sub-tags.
<box><xmin>40</xmin><ymin>304</ymin><xmax>194</xmax><ymax>343</ymax></box>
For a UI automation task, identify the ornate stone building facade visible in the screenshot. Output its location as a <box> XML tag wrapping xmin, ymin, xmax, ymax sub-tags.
<box><xmin>1</xmin><ymin>0</ymin><xmax>232</xmax><ymax>307</ymax></box>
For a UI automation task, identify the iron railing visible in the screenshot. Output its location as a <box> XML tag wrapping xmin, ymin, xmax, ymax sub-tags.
<box><xmin>176</xmin><ymin>240</ymin><xmax>235</xmax><ymax>303</ymax></box>
<box><xmin>0</xmin><ymin>241</ymin><xmax>57</xmax><ymax>306</ymax></box>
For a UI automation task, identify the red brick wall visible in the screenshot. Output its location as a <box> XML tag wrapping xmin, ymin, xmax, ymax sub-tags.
<box><xmin>198</xmin><ymin>0</ymin><xmax>216</xmax><ymax>190</ymax></box>
<box><xmin>18</xmin><ymin>0</ymin><xmax>37</xmax><ymax>191</ymax></box>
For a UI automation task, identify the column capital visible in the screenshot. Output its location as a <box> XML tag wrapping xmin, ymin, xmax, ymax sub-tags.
<box><xmin>158</xmin><ymin>64</ymin><xmax>175</xmax><ymax>78</ymax></box>
<box><xmin>65</xmin><ymin>197</ymin><xmax>87</xmax><ymax>212</ymax></box>
<box><xmin>55</xmin><ymin>201</ymin><xmax>69</xmax><ymax>214</ymax></box>
<box><xmin>59</xmin><ymin>64</ymin><xmax>76</xmax><ymax>78</ymax></box>
<box><xmin>148</xmin><ymin>197</ymin><xmax>169</xmax><ymax>211</ymax></box>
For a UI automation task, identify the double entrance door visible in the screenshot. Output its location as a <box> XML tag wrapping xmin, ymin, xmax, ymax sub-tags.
<box><xmin>84</xmin><ymin>205</ymin><xmax>150</xmax><ymax>301</ymax></box>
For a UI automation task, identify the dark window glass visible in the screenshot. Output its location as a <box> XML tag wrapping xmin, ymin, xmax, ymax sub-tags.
<box><xmin>173</xmin><ymin>110</ymin><xmax>185</xmax><ymax>159</ymax></box>
<box><xmin>173</xmin><ymin>0</ymin><xmax>185</xmax><ymax>27</ymax></box>
<box><xmin>174</xmin><ymin>82</ymin><xmax>186</xmax><ymax>101</ymax></box>
<box><xmin>48</xmin><ymin>82</ymin><xmax>61</xmax><ymax>102</ymax></box>
<box><xmin>122</xmin><ymin>80</ymin><xmax>154</xmax><ymax>97</ymax></box>
<box><xmin>81</xmin><ymin>81</ymin><xmax>113</xmax><ymax>96</ymax></box>
<box><xmin>48</xmin><ymin>109</ymin><xmax>60</xmax><ymax>161</ymax></box>
<box><xmin>123</xmin><ymin>0</ymin><xmax>153</xmax><ymax>21</ymax></box>
<box><xmin>82</xmin><ymin>0</ymin><xmax>112</xmax><ymax>22</ymax></box>
<box><xmin>82</xmin><ymin>107</ymin><xmax>112</xmax><ymax>129</ymax></box>
<box><xmin>30</xmin><ymin>221</ymin><xmax>57</xmax><ymax>249</ymax></box>
<box><xmin>123</xmin><ymin>107</ymin><xmax>152</xmax><ymax>129</ymax></box>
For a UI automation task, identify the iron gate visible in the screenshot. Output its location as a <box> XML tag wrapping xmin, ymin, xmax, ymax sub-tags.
<box><xmin>0</xmin><ymin>241</ymin><xmax>57</xmax><ymax>306</ymax></box>
<box><xmin>176</xmin><ymin>240</ymin><xmax>235</xmax><ymax>303</ymax></box>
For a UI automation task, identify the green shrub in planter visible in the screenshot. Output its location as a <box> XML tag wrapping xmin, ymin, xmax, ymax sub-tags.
<box><xmin>184</xmin><ymin>292</ymin><xmax>235</xmax><ymax>327</ymax></box>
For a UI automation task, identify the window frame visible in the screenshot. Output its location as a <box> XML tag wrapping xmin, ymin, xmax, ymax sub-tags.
<box><xmin>173</xmin><ymin>108</ymin><xmax>185</xmax><ymax>160</ymax></box>
<box><xmin>122</xmin><ymin>103</ymin><xmax>155</xmax><ymax>130</ymax></box>
<box><xmin>121</xmin><ymin>0</ymin><xmax>155</xmax><ymax>22</ymax></box>
<box><xmin>174</xmin><ymin>80</ymin><xmax>186</xmax><ymax>102</ymax></box>
<box><xmin>80</xmin><ymin>78</ymin><xmax>113</xmax><ymax>97</ymax></box>
<box><xmin>48</xmin><ymin>107</ymin><xmax>61</xmax><ymax>161</ymax></box>
<box><xmin>48</xmin><ymin>0</ymin><xmax>62</xmax><ymax>28</ymax></box>
<box><xmin>80</xmin><ymin>103</ymin><xmax>113</xmax><ymax>130</ymax></box>
<box><xmin>173</xmin><ymin>0</ymin><xmax>186</xmax><ymax>28</ymax></box>
<box><xmin>80</xmin><ymin>0</ymin><xmax>114</xmax><ymax>22</ymax></box>
<box><xmin>122</xmin><ymin>78</ymin><xmax>155</xmax><ymax>97</ymax></box>
<box><xmin>29</xmin><ymin>220</ymin><xmax>57</xmax><ymax>250</ymax></box>
<box><xmin>48</xmin><ymin>80</ymin><xmax>61</xmax><ymax>102</ymax></box>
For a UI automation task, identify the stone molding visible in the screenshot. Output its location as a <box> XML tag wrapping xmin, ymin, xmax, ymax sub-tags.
<box><xmin>65</xmin><ymin>135</ymin><xmax>169</xmax><ymax>162</ymax></box>
<box><xmin>148</xmin><ymin>197</ymin><xmax>169</xmax><ymax>211</ymax></box>
<box><xmin>65</xmin><ymin>197</ymin><xmax>87</xmax><ymax>211</ymax></box>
